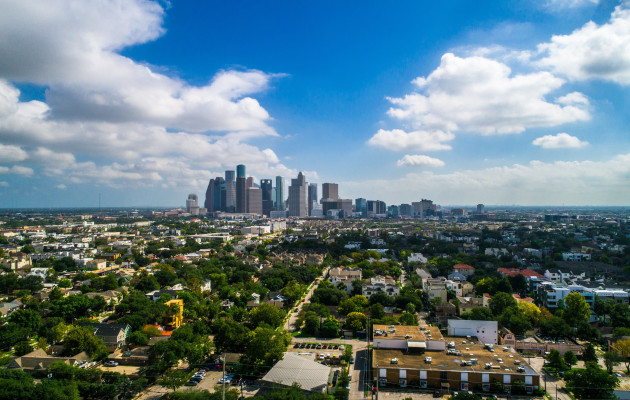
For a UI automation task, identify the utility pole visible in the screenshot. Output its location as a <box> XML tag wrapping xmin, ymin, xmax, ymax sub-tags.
<box><xmin>222</xmin><ymin>355</ymin><xmax>226</xmax><ymax>400</ymax></box>
<box><xmin>375</xmin><ymin>361</ymin><xmax>379</xmax><ymax>400</ymax></box>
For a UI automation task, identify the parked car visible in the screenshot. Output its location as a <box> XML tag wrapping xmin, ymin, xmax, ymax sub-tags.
<box><xmin>349</xmin><ymin>357</ymin><xmax>354</xmax><ymax>364</ymax></box>
<box><xmin>103</xmin><ymin>361</ymin><xmax>118</xmax><ymax>367</ymax></box>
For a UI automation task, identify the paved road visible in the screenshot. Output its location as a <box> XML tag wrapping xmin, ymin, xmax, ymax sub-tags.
<box><xmin>528</xmin><ymin>356</ymin><xmax>572</xmax><ymax>400</ymax></box>
<box><xmin>284</xmin><ymin>267</ymin><xmax>330</xmax><ymax>331</ymax></box>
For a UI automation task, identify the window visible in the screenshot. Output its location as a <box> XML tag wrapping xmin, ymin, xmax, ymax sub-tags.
<box><xmin>503</xmin><ymin>375</ymin><xmax>511</xmax><ymax>384</ymax></box>
<box><xmin>399</xmin><ymin>379</ymin><xmax>407</xmax><ymax>387</ymax></box>
<box><xmin>461</xmin><ymin>383</ymin><xmax>469</xmax><ymax>391</ymax></box>
<box><xmin>525</xmin><ymin>376</ymin><xmax>533</xmax><ymax>385</ymax></box>
<box><xmin>379</xmin><ymin>369</ymin><xmax>386</xmax><ymax>378</ymax></box>
<box><xmin>399</xmin><ymin>370</ymin><xmax>407</xmax><ymax>379</ymax></box>
<box><xmin>420</xmin><ymin>371</ymin><xmax>427</xmax><ymax>380</ymax></box>
<box><xmin>440</xmin><ymin>371</ymin><xmax>448</xmax><ymax>380</ymax></box>
<box><xmin>482</xmin><ymin>384</ymin><xmax>490</xmax><ymax>392</ymax></box>
<box><xmin>379</xmin><ymin>378</ymin><xmax>387</xmax><ymax>387</ymax></box>
<box><xmin>421</xmin><ymin>381</ymin><xmax>427</xmax><ymax>388</ymax></box>
<box><xmin>482</xmin><ymin>374</ymin><xmax>489</xmax><ymax>383</ymax></box>
<box><xmin>461</xmin><ymin>372</ymin><xmax>468</xmax><ymax>382</ymax></box>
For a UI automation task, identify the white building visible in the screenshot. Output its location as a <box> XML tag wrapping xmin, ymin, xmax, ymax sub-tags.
<box><xmin>363</xmin><ymin>276</ymin><xmax>400</xmax><ymax>298</ymax></box>
<box><xmin>408</xmin><ymin>253</ymin><xmax>428</xmax><ymax>263</ymax></box>
<box><xmin>447</xmin><ymin>320</ymin><xmax>498</xmax><ymax>345</ymax></box>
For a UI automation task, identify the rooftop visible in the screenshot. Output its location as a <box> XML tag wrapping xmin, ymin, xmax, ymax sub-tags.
<box><xmin>374</xmin><ymin>339</ymin><xmax>537</xmax><ymax>376</ymax></box>
<box><xmin>373</xmin><ymin>324</ymin><xmax>443</xmax><ymax>342</ymax></box>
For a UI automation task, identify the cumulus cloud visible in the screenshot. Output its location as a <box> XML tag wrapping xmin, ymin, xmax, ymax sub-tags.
<box><xmin>536</xmin><ymin>3</ymin><xmax>630</xmax><ymax>84</ymax></box>
<box><xmin>0</xmin><ymin>1</ymin><xmax>299</xmax><ymax>192</ymax></box>
<box><xmin>0</xmin><ymin>181</ymin><xmax>8</xmax><ymax>187</ymax></box>
<box><xmin>368</xmin><ymin>129</ymin><xmax>454</xmax><ymax>151</ymax></box>
<box><xmin>342</xmin><ymin>153</ymin><xmax>630</xmax><ymax>206</ymax></box>
<box><xmin>533</xmin><ymin>133</ymin><xmax>589</xmax><ymax>148</ymax></box>
<box><xmin>0</xmin><ymin>165</ymin><xmax>33</xmax><ymax>176</ymax></box>
<box><xmin>396</xmin><ymin>155</ymin><xmax>445</xmax><ymax>168</ymax></box>
<box><xmin>386</xmin><ymin>53</ymin><xmax>590</xmax><ymax>136</ymax></box>
<box><xmin>55</xmin><ymin>184</ymin><xmax>67</xmax><ymax>190</ymax></box>
<box><xmin>0</xmin><ymin>144</ymin><xmax>27</xmax><ymax>163</ymax></box>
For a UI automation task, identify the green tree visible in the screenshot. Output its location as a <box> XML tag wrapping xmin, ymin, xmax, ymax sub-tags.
<box><xmin>463</xmin><ymin>307</ymin><xmax>494</xmax><ymax>321</ymax></box>
<box><xmin>565</xmin><ymin>362</ymin><xmax>618</xmax><ymax>399</ymax></box>
<box><xmin>399</xmin><ymin>311</ymin><xmax>417</xmax><ymax>326</ymax></box>
<box><xmin>302</xmin><ymin>311</ymin><xmax>320</xmax><ymax>335</ymax></box>
<box><xmin>245</xmin><ymin>327</ymin><xmax>290</xmax><ymax>366</ymax></box>
<box><xmin>14</xmin><ymin>340</ymin><xmax>33</xmax><ymax>356</ymax></box>
<box><xmin>249</xmin><ymin>303</ymin><xmax>283</xmax><ymax>329</ymax></box>
<box><xmin>489</xmin><ymin>292</ymin><xmax>517</xmax><ymax>316</ymax></box>
<box><xmin>563</xmin><ymin>292</ymin><xmax>591</xmax><ymax>328</ymax></box>
<box><xmin>128</xmin><ymin>331</ymin><xmax>149</xmax><ymax>346</ymax></box>
<box><xmin>452</xmin><ymin>392</ymin><xmax>482</xmax><ymax>400</ymax></box>
<box><xmin>212</xmin><ymin>318</ymin><xmax>251</xmax><ymax>353</ymax></box>
<box><xmin>582</xmin><ymin>343</ymin><xmax>598</xmax><ymax>363</ymax></box>
<box><xmin>345</xmin><ymin>312</ymin><xmax>367</xmax><ymax>332</ymax></box>
<box><xmin>564</xmin><ymin>350</ymin><xmax>578</xmax><ymax>367</ymax></box>
<box><xmin>604</xmin><ymin>351</ymin><xmax>621</xmax><ymax>374</ymax></box>
<box><xmin>614</xmin><ymin>338</ymin><xmax>630</xmax><ymax>373</ymax></box>
<box><xmin>63</xmin><ymin>326</ymin><xmax>109</xmax><ymax>360</ymax></box>
<box><xmin>546</xmin><ymin>349</ymin><xmax>566</xmax><ymax>371</ymax></box>
<box><xmin>320</xmin><ymin>316</ymin><xmax>340</xmax><ymax>338</ymax></box>
<box><xmin>369</xmin><ymin>303</ymin><xmax>385</xmax><ymax>319</ymax></box>
<box><xmin>159</xmin><ymin>369</ymin><xmax>189</xmax><ymax>391</ymax></box>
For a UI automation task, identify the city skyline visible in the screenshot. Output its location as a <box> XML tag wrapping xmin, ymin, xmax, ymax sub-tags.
<box><xmin>1</xmin><ymin>1</ymin><xmax>630</xmax><ymax>207</ymax></box>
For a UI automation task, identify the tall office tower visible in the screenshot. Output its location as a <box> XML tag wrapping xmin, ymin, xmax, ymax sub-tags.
<box><xmin>204</xmin><ymin>179</ymin><xmax>214</xmax><ymax>211</ymax></box>
<box><xmin>275</xmin><ymin>176</ymin><xmax>285</xmax><ymax>211</ymax></box>
<box><xmin>388</xmin><ymin>205</ymin><xmax>400</xmax><ymax>217</ymax></box>
<box><xmin>213</xmin><ymin>177</ymin><xmax>225</xmax><ymax>212</ymax></box>
<box><xmin>477</xmin><ymin>204</ymin><xmax>485</xmax><ymax>214</ymax></box>
<box><xmin>260</xmin><ymin>179</ymin><xmax>273</xmax><ymax>215</ymax></box>
<box><xmin>246</xmin><ymin>177</ymin><xmax>254</xmax><ymax>188</ymax></box>
<box><xmin>412</xmin><ymin>199</ymin><xmax>434</xmax><ymax>218</ymax></box>
<box><xmin>235</xmin><ymin>165</ymin><xmax>246</xmax><ymax>213</ymax></box>
<box><xmin>236</xmin><ymin>164</ymin><xmax>246</xmax><ymax>178</ymax></box>
<box><xmin>355</xmin><ymin>198</ymin><xmax>367</xmax><ymax>217</ymax></box>
<box><xmin>186</xmin><ymin>194</ymin><xmax>198</xmax><ymax>213</ymax></box>
<box><xmin>205</xmin><ymin>177</ymin><xmax>225</xmax><ymax>212</ymax></box>
<box><xmin>399</xmin><ymin>204</ymin><xmax>413</xmax><ymax>217</ymax></box>
<box><xmin>224</xmin><ymin>170</ymin><xmax>236</xmax><ymax>212</ymax></box>
<box><xmin>247</xmin><ymin>187</ymin><xmax>263</xmax><ymax>215</ymax></box>
<box><xmin>288</xmin><ymin>172</ymin><xmax>308</xmax><ymax>217</ymax></box>
<box><xmin>308</xmin><ymin>183</ymin><xmax>317</xmax><ymax>216</ymax></box>
<box><xmin>321</xmin><ymin>183</ymin><xmax>339</xmax><ymax>201</ymax></box>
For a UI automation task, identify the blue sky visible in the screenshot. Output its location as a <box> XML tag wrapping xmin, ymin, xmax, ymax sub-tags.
<box><xmin>1</xmin><ymin>0</ymin><xmax>629</xmax><ymax>207</ymax></box>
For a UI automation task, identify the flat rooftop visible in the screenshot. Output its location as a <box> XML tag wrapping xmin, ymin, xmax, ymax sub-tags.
<box><xmin>373</xmin><ymin>324</ymin><xmax>443</xmax><ymax>342</ymax></box>
<box><xmin>374</xmin><ymin>338</ymin><xmax>537</xmax><ymax>376</ymax></box>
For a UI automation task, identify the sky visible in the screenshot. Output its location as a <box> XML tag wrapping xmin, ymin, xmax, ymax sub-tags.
<box><xmin>0</xmin><ymin>0</ymin><xmax>629</xmax><ymax>208</ymax></box>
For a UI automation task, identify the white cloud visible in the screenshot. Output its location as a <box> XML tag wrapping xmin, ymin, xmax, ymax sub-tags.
<box><xmin>0</xmin><ymin>181</ymin><xmax>8</xmax><ymax>187</ymax></box>
<box><xmin>536</xmin><ymin>3</ymin><xmax>630</xmax><ymax>84</ymax></box>
<box><xmin>386</xmin><ymin>53</ymin><xmax>590</xmax><ymax>137</ymax></box>
<box><xmin>0</xmin><ymin>144</ymin><xmax>27</xmax><ymax>163</ymax></box>
<box><xmin>0</xmin><ymin>1</ymin><xmax>301</xmax><ymax>192</ymax></box>
<box><xmin>368</xmin><ymin>129</ymin><xmax>454</xmax><ymax>151</ymax></box>
<box><xmin>55</xmin><ymin>184</ymin><xmax>66</xmax><ymax>190</ymax></box>
<box><xmin>0</xmin><ymin>165</ymin><xmax>33</xmax><ymax>176</ymax></box>
<box><xmin>342</xmin><ymin>153</ymin><xmax>630</xmax><ymax>206</ymax></box>
<box><xmin>397</xmin><ymin>155</ymin><xmax>445</xmax><ymax>168</ymax></box>
<box><xmin>533</xmin><ymin>133</ymin><xmax>589</xmax><ymax>148</ymax></box>
<box><xmin>544</xmin><ymin>0</ymin><xmax>599</xmax><ymax>11</ymax></box>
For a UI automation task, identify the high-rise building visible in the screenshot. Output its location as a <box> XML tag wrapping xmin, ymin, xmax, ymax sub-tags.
<box><xmin>224</xmin><ymin>170</ymin><xmax>236</xmax><ymax>212</ymax></box>
<box><xmin>275</xmin><ymin>176</ymin><xmax>285</xmax><ymax>211</ymax></box>
<box><xmin>322</xmin><ymin>183</ymin><xmax>339</xmax><ymax>201</ymax></box>
<box><xmin>186</xmin><ymin>194</ymin><xmax>198</xmax><ymax>213</ymax></box>
<box><xmin>235</xmin><ymin>165</ymin><xmax>247</xmax><ymax>213</ymax></box>
<box><xmin>236</xmin><ymin>164</ymin><xmax>246</xmax><ymax>178</ymax></box>
<box><xmin>246</xmin><ymin>177</ymin><xmax>254</xmax><ymax>188</ymax></box>
<box><xmin>412</xmin><ymin>199</ymin><xmax>434</xmax><ymax>218</ymax></box>
<box><xmin>308</xmin><ymin>183</ymin><xmax>317</xmax><ymax>216</ymax></box>
<box><xmin>355</xmin><ymin>198</ymin><xmax>367</xmax><ymax>217</ymax></box>
<box><xmin>247</xmin><ymin>187</ymin><xmax>263</xmax><ymax>215</ymax></box>
<box><xmin>205</xmin><ymin>177</ymin><xmax>225</xmax><ymax>212</ymax></box>
<box><xmin>367</xmin><ymin>200</ymin><xmax>387</xmax><ymax>216</ymax></box>
<box><xmin>209</xmin><ymin>179</ymin><xmax>215</xmax><ymax>212</ymax></box>
<box><xmin>261</xmin><ymin>179</ymin><xmax>273</xmax><ymax>216</ymax></box>
<box><xmin>477</xmin><ymin>204</ymin><xmax>485</xmax><ymax>214</ymax></box>
<box><xmin>288</xmin><ymin>172</ymin><xmax>308</xmax><ymax>217</ymax></box>
<box><xmin>399</xmin><ymin>203</ymin><xmax>413</xmax><ymax>217</ymax></box>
